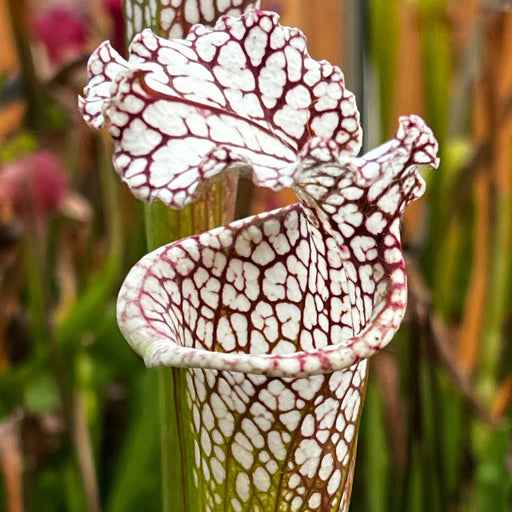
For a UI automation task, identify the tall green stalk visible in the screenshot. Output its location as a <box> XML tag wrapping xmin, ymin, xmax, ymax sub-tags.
<box><xmin>417</xmin><ymin>0</ymin><xmax>452</xmax><ymax>291</ymax></box>
<box><xmin>145</xmin><ymin>181</ymin><xmax>237</xmax><ymax>512</ymax></box>
<box><xmin>122</xmin><ymin>6</ymin><xmax>237</xmax><ymax>509</ymax></box>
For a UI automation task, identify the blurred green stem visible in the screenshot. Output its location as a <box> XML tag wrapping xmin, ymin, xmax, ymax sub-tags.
<box><xmin>57</xmin><ymin>136</ymin><xmax>122</xmax><ymax>345</ymax></box>
<box><xmin>52</xmin><ymin>133</ymin><xmax>121</xmax><ymax>512</ymax></box>
<box><xmin>22</xmin><ymin>233</ymin><xmax>72</xmax><ymax>421</ymax></box>
<box><xmin>479</xmin><ymin>190</ymin><xmax>512</xmax><ymax>401</ymax></box>
<box><xmin>7</xmin><ymin>0</ymin><xmax>64</xmax><ymax>130</ymax></box>
<box><xmin>417</xmin><ymin>0</ymin><xmax>451</xmax><ymax>289</ymax></box>
<box><xmin>22</xmin><ymin>229</ymin><xmax>101</xmax><ymax>512</ymax></box>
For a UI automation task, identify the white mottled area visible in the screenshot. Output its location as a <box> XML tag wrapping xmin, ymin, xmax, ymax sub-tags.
<box><xmin>110</xmin><ymin>9</ymin><xmax>439</xmax><ymax>512</ymax></box>
<box><xmin>177</xmin><ymin>351</ymin><xmax>366</xmax><ymax>510</ymax></box>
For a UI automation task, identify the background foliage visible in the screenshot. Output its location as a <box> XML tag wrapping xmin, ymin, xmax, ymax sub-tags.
<box><xmin>0</xmin><ymin>0</ymin><xmax>511</xmax><ymax>511</ymax></box>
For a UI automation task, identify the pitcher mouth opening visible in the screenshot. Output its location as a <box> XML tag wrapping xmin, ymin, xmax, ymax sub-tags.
<box><xmin>117</xmin><ymin>204</ymin><xmax>407</xmax><ymax>378</ymax></box>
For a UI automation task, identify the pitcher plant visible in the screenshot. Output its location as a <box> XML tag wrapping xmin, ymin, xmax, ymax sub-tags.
<box><xmin>79</xmin><ymin>6</ymin><xmax>439</xmax><ymax>511</ymax></box>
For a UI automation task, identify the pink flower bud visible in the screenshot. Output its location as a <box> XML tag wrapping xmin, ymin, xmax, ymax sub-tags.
<box><xmin>0</xmin><ymin>150</ymin><xmax>68</xmax><ymax>227</ymax></box>
<box><xmin>32</xmin><ymin>6</ymin><xmax>88</xmax><ymax>68</ymax></box>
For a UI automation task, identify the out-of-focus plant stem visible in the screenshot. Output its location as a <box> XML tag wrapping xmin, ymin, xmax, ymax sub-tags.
<box><xmin>0</xmin><ymin>414</ymin><xmax>23</xmax><ymax>512</ymax></box>
<box><xmin>470</xmin><ymin>5</ymin><xmax>512</xmax><ymax>404</ymax></box>
<box><xmin>369</xmin><ymin>0</ymin><xmax>399</xmax><ymax>138</ymax></box>
<box><xmin>25</xmin><ymin>135</ymin><xmax>120</xmax><ymax>512</ymax></box>
<box><xmin>457</xmin><ymin>172</ymin><xmax>488</xmax><ymax>372</ymax></box>
<box><xmin>22</xmin><ymin>229</ymin><xmax>101</xmax><ymax>512</ymax></box>
<box><xmin>361</xmin><ymin>376</ymin><xmax>390</xmax><ymax>512</ymax></box>
<box><xmin>6</xmin><ymin>0</ymin><xmax>42</xmax><ymax>127</ymax></box>
<box><xmin>472</xmin><ymin>17</ymin><xmax>512</xmax><ymax>510</ymax></box>
<box><xmin>470</xmin><ymin>12</ymin><xmax>512</xmax><ymax>511</ymax></box>
<box><xmin>417</xmin><ymin>0</ymin><xmax>451</xmax><ymax>293</ymax></box>
<box><xmin>22</xmin><ymin>230</ymin><xmax>71</xmax><ymax>423</ymax></box>
<box><xmin>51</xmin><ymin>132</ymin><xmax>122</xmax><ymax>511</ymax></box>
<box><xmin>6</xmin><ymin>0</ymin><xmax>63</xmax><ymax>130</ymax></box>
<box><xmin>56</xmin><ymin>135</ymin><xmax>122</xmax><ymax>345</ymax></box>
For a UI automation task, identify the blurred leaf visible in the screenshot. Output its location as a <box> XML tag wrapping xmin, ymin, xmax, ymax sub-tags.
<box><xmin>0</xmin><ymin>353</ymin><xmax>52</xmax><ymax>418</ymax></box>
<box><xmin>417</xmin><ymin>0</ymin><xmax>452</xmax><ymax>284</ymax></box>
<box><xmin>89</xmin><ymin>301</ymin><xmax>140</xmax><ymax>372</ymax></box>
<box><xmin>361</xmin><ymin>375</ymin><xmax>391</xmax><ymax>512</ymax></box>
<box><xmin>57</xmin><ymin>255</ymin><xmax>120</xmax><ymax>349</ymax></box>
<box><xmin>63</xmin><ymin>462</ymin><xmax>89</xmax><ymax>512</ymax></box>
<box><xmin>105</xmin><ymin>370</ymin><xmax>160</xmax><ymax>512</ymax></box>
<box><xmin>0</xmin><ymin>132</ymin><xmax>37</xmax><ymax>163</ymax></box>
<box><xmin>369</xmin><ymin>0</ymin><xmax>399</xmax><ymax>136</ymax></box>
<box><xmin>472</xmin><ymin>424</ymin><xmax>512</xmax><ymax>512</ymax></box>
<box><xmin>0</xmin><ymin>369</ymin><xmax>24</xmax><ymax>418</ymax></box>
<box><xmin>24</xmin><ymin>371</ymin><xmax>60</xmax><ymax>414</ymax></box>
<box><xmin>439</xmin><ymin>375</ymin><xmax>464</xmax><ymax>498</ymax></box>
<box><xmin>405</xmin><ymin>446</ymin><xmax>423</xmax><ymax>512</ymax></box>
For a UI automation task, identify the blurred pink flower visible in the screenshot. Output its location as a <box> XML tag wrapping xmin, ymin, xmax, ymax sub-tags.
<box><xmin>32</xmin><ymin>6</ymin><xmax>89</xmax><ymax>68</ymax></box>
<box><xmin>0</xmin><ymin>151</ymin><xmax>68</xmax><ymax>227</ymax></box>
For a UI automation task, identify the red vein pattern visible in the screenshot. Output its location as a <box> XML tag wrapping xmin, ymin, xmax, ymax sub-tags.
<box><xmin>116</xmin><ymin>116</ymin><xmax>438</xmax><ymax>511</ymax></box>
<box><xmin>80</xmin><ymin>9</ymin><xmax>439</xmax><ymax>512</ymax></box>
<box><xmin>79</xmin><ymin>11</ymin><xmax>361</xmax><ymax>208</ymax></box>
<box><xmin>118</xmin><ymin>115</ymin><xmax>439</xmax><ymax>375</ymax></box>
